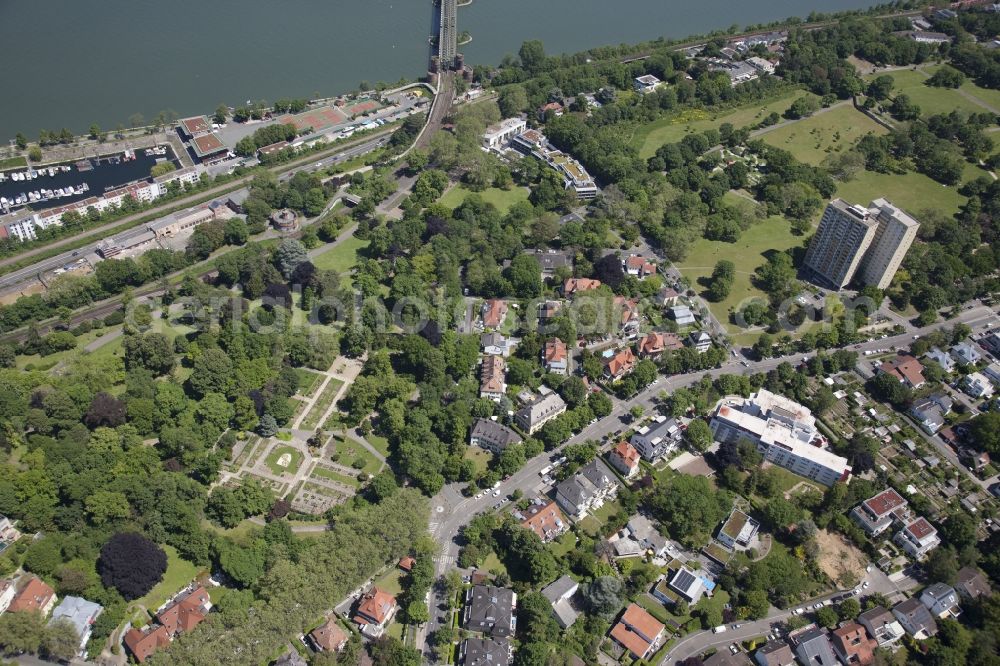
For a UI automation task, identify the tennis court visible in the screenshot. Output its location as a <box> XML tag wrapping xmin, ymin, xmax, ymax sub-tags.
<box><xmin>279</xmin><ymin>105</ymin><xmax>349</xmax><ymax>132</ymax></box>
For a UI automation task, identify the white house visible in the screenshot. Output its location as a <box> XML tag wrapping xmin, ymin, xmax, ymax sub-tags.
<box><xmin>961</xmin><ymin>372</ymin><xmax>994</xmax><ymax>399</ymax></box>
<box><xmin>482</xmin><ymin>118</ymin><xmax>527</xmax><ymax>150</ymax></box>
<box><xmin>634</xmin><ymin>74</ymin><xmax>663</xmax><ymax>94</ymax></box>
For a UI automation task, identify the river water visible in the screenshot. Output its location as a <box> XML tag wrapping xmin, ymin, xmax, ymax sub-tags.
<box><xmin>0</xmin><ymin>0</ymin><xmax>881</xmax><ymax>139</ymax></box>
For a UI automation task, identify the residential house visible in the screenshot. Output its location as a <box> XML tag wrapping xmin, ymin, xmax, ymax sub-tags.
<box><xmin>482</xmin><ymin>118</ymin><xmax>527</xmax><ymax>150</ymax></box>
<box><xmin>983</xmin><ymin>362</ymin><xmax>1000</xmax><ymax>387</ymax></box>
<box><xmin>8</xmin><ymin>577</ymin><xmax>56</xmax><ymax>616</ymax></box>
<box><xmin>608</xmin><ymin>441</ymin><xmax>641</xmax><ymax>478</ymax></box>
<box><xmin>309</xmin><ymin>618</ymin><xmax>348</xmax><ymax>652</ymax></box>
<box><xmin>981</xmin><ymin>332</ymin><xmax>1000</xmax><ymax>355</ymax></box>
<box><xmin>689</xmin><ymin>330</ymin><xmax>712</xmax><ymax>353</ymax></box>
<box><xmin>920</xmin><ymin>583</ymin><xmax>961</xmax><ymax>619</ymax></box>
<box><xmin>630</xmin><ymin>415</ymin><xmax>682</xmax><ymax>461</ymax></box>
<box><xmin>791</xmin><ymin>627</ymin><xmax>838</xmax><ymax>666</ymax></box>
<box><xmin>537</xmin><ymin>101</ymin><xmax>564</xmax><ymax>120</ymax></box>
<box><xmin>659</xmin><ymin>286</ymin><xmax>681</xmax><ymax>307</ymax></box>
<box><xmin>0</xmin><ymin>514</ymin><xmax>20</xmax><ymax>551</ymax></box>
<box><xmin>614</xmin><ymin>296</ymin><xmax>641</xmax><ymax>338</ymax></box>
<box><xmin>49</xmin><ymin>596</ymin><xmax>103</xmax><ymax>657</ymax></box>
<box><xmin>513</xmin><ymin>499</ymin><xmax>567</xmax><ymax>542</ymax></box>
<box><xmin>705</xmin><ymin>653</ymin><xmax>753</xmax><ymax>666</ymax></box>
<box><xmin>543</xmin><ymin>338</ymin><xmax>569</xmax><ymax>375</ymax></box>
<box><xmin>858</xmin><ymin>606</ymin><xmax>905</xmax><ymax>647</ymax></box>
<box><xmin>670</xmin><ymin>305</ymin><xmax>697</xmax><ymax>326</ymax></box>
<box><xmin>710</xmin><ymin>389</ymin><xmax>851</xmax><ymax>487</ymax></box>
<box><xmin>955</xmin><ymin>567</ymin><xmax>991</xmax><ymax>600</ymax></box>
<box><xmin>274</xmin><ymin>650</ymin><xmax>309</xmax><ymax>666</ymax></box>
<box><xmin>463</xmin><ymin>585</ymin><xmax>517</xmax><ymax>638</ymax></box>
<box><xmin>850</xmin><ymin>488</ymin><xmax>909</xmax><ymax>536</ymax></box>
<box><xmin>830</xmin><ymin>622</ymin><xmax>877</xmax><ymax>665</ymax></box>
<box><xmin>124</xmin><ymin>625</ymin><xmax>171</xmax><ymax>663</ymax></box>
<box><xmin>398</xmin><ymin>556</ymin><xmax>415</xmax><ymax>572</ymax></box>
<box><xmin>894</xmin><ymin>517</ymin><xmax>941</xmax><ymax>560</ymax></box>
<box><xmin>537</xmin><ymin>300</ymin><xmax>562</xmax><ymax>326</ymax></box>
<box><xmin>623</xmin><ymin>255</ymin><xmax>657</xmax><ymax>278</ymax></box>
<box><xmin>609</xmin><ymin>604</ymin><xmax>665</xmax><ymax>660</ymax></box>
<box><xmin>480</xmin><ymin>356</ymin><xmax>507</xmax><ymax>402</ymax></box>
<box><xmin>893</xmin><ymin>29</ymin><xmax>951</xmax><ymax>43</ymax></box>
<box><xmin>910</xmin><ymin>396</ymin><xmax>948</xmax><ymax>434</ymax></box>
<box><xmin>158</xmin><ymin>585</ymin><xmax>211</xmax><ymax>636</ymax></box>
<box><xmin>525</xmin><ymin>249</ymin><xmax>573</xmax><ymax>276</ymax></box>
<box><xmin>634</xmin><ymin>74</ymin><xmax>663</xmax><ymax>93</ymax></box>
<box><xmin>563</xmin><ymin>277</ymin><xmax>602</xmax><ymax>296</ymax></box>
<box><xmin>514</xmin><ymin>391</ymin><xmax>567</xmax><ymax>434</ymax></box>
<box><xmin>951</xmin><ymin>342</ymin><xmax>983</xmax><ymax>366</ymax></box>
<box><xmin>481</xmin><ymin>299</ymin><xmax>508</xmax><ymax>329</ymax></box>
<box><xmin>354</xmin><ymin>587</ymin><xmax>397</xmax><ymax>638</ymax></box>
<box><xmin>638</xmin><ymin>331</ymin><xmax>684</xmax><ymax>359</ymax></box>
<box><xmin>667</xmin><ymin>567</ymin><xmax>709</xmax><ymax>604</ymax></box>
<box><xmin>470</xmin><ymin>418</ymin><xmax>522</xmax><ymax>453</ymax></box>
<box><xmin>460</xmin><ymin>637</ymin><xmax>512</xmax><ymax>666</ymax></box>
<box><xmin>893</xmin><ymin>597</ymin><xmax>938</xmax><ymax>639</ymax></box>
<box><xmin>754</xmin><ymin>640</ymin><xmax>796</xmax><ymax>666</ymax></box>
<box><xmin>541</xmin><ymin>575</ymin><xmax>580</xmax><ymax>628</ymax></box>
<box><xmin>481</xmin><ymin>332</ymin><xmax>517</xmax><ymax>357</ymax></box>
<box><xmin>960</xmin><ymin>447</ymin><xmax>990</xmax><ymax>473</ymax></box>
<box><xmin>555</xmin><ymin>459</ymin><xmax>619</xmax><ymax>520</ymax></box>
<box><xmin>0</xmin><ymin>579</ymin><xmax>16</xmax><ymax>615</ymax></box>
<box><xmin>746</xmin><ymin>56</ymin><xmax>777</xmax><ymax>74</ymax></box>
<box><xmin>620</xmin><ymin>514</ymin><xmax>668</xmax><ymax>558</ymax></box>
<box><xmin>925</xmin><ymin>347</ymin><xmax>956</xmax><ymax>373</ymax></box>
<box><xmin>879</xmin><ymin>355</ymin><xmax>926</xmax><ymax>389</ymax></box>
<box><xmin>716</xmin><ymin>509</ymin><xmax>760</xmax><ymax>550</ymax></box>
<box><xmin>603</xmin><ymin>347</ymin><xmax>637</xmax><ymax>381</ymax></box>
<box><xmin>961</xmin><ymin>372</ymin><xmax>994</xmax><ymax>399</ymax></box>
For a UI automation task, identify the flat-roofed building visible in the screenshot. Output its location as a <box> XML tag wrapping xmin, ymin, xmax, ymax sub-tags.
<box><xmin>851</xmin><ymin>488</ymin><xmax>910</xmax><ymax>536</ymax></box>
<box><xmin>716</xmin><ymin>509</ymin><xmax>760</xmax><ymax>550</ymax></box>
<box><xmin>710</xmin><ymin>390</ymin><xmax>850</xmax><ymax>486</ymax></box>
<box><xmin>894</xmin><ymin>517</ymin><xmax>941</xmax><ymax>560</ymax></box>
<box><xmin>630</xmin><ymin>415</ymin><xmax>682</xmax><ymax>461</ymax></box>
<box><xmin>483</xmin><ymin>118</ymin><xmax>527</xmax><ymax>149</ymax></box>
<box><xmin>190</xmin><ymin>132</ymin><xmax>229</xmax><ymax>162</ymax></box>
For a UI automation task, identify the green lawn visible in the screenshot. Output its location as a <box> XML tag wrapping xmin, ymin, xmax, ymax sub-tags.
<box><xmin>675</xmin><ymin>210</ymin><xmax>802</xmax><ymax>335</ymax></box>
<box><xmin>331</xmin><ymin>436</ymin><xmax>383</xmax><ymax>474</ymax></box>
<box><xmin>373</xmin><ymin>568</ymin><xmax>405</xmax><ymax>596</ymax></box>
<box><xmin>294</xmin><ymin>368</ymin><xmax>324</xmax><ymax>398</ymax></box>
<box><xmin>865</xmin><ymin>66</ymin><xmax>992</xmax><ymax>117</ymax></box>
<box><xmin>0</xmin><ymin>156</ymin><xmax>28</xmax><ymax>170</ymax></box>
<box><xmin>693</xmin><ymin>588</ymin><xmax>731</xmax><ymax>624</ymax></box>
<box><xmin>578</xmin><ymin>499</ymin><xmax>622</xmax><ymax>537</ymax></box>
<box><xmin>463</xmin><ymin>446</ymin><xmax>493</xmax><ymax>475</ymax></box>
<box><xmin>264</xmin><ymin>444</ymin><xmax>305</xmax><ymax>476</ymax></box>
<box><xmin>759</xmin><ymin>104</ymin><xmax>887</xmax><ymax>166</ymax></box>
<box><xmin>633</xmin><ymin>89</ymin><xmax>813</xmax><ymax>159</ymax></box>
<box><xmin>960</xmin><ymin>79</ymin><xmax>1000</xmax><ymax>112</ymax></box>
<box><xmin>480</xmin><ymin>551</ymin><xmax>508</xmax><ymax>577</ymax></box>
<box><xmin>438</xmin><ymin>185</ymin><xmax>530</xmax><ymax>213</ymax></box>
<box><xmin>312</xmin><ymin>235</ymin><xmax>370</xmax><ymax>273</ymax></box>
<box><xmin>133</xmin><ymin>545</ymin><xmax>202</xmax><ymax>613</ymax></box>
<box><xmin>367</xmin><ymin>433</ymin><xmax>391</xmax><ymax>458</ymax></box>
<box><xmin>834</xmin><ymin>169</ymin><xmax>968</xmax><ymax>219</ymax></box>
<box><xmin>311</xmin><ymin>465</ymin><xmax>360</xmax><ymax>488</ymax></box>
<box><xmin>300</xmin><ymin>377</ymin><xmax>343</xmax><ymax>430</ymax></box>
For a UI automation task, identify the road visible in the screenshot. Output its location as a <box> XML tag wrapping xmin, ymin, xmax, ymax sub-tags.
<box><xmin>418</xmin><ymin>304</ymin><xmax>999</xmax><ymax>660</ymax></box>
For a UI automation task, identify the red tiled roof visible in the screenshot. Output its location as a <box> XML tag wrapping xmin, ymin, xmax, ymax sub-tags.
<box><xmin>124</xmin><ymin>625</ymin><xmax>171</xmax><ymax>663</ymax></box>
<box><xmin>611</xmin><ymin>442</ymin><xmax>640</xmax><ymax>470</ymax></box>
<box><xmin>605</xmin><ymin>348</ymin><xmax>637</xmax><ymax>377</ymax></box>
<box><xmin>611</xmin><ymin>604</ymin><xmax>664</xmax><ymax>657</ymax></box>
<box><xmin>157</xmin><ymin>586</ymin><xmax>210</xmax><ymax>636</ymax></box>
<box><xmin>8</xmin><ymin>577</ymin><xmax>54</xmax><ymax>614</ymax></box>
<box><xmin>355</xmin><ymin>587</ymin><xmax>396</xmax><ymax>625</ymax></box>
<box><xmin>864</xmin><ymin>489</ymin><xmax>907</xmax><ymax>518</ymax></box>
<box><xmin>310</xmin><ymin>618</ymin><xmax>348</xmax><ymax>651</ymax></box>
<box><xmin>563</xmin><ymin>277</ymin><xmax>602</xmax><ymax>295</ymax></box>
<box><xmin>880</xmin><ymin>355</ymin><xmax>925</xmax><ymax>387</ymax></box>
<box><xmin>480</xmin><ymin>356</ymin><xmax>506</xmax><ymax>394</ymax></box>
<box><xmin>482</xmin><ymin>299</ymin><xmax>507</xmax><ymax>328</ymax></box>
<box><xmin>519</xmin><ymin>500</ymin><xmax>566</xmax><ymax>540</ymax></box>
<box><xmin>544</xmin><ymin>338</ymin><xmax>567</xmax><ymax>364</ymax></box>
<box><xmin>398</xmin><ymin>556</ymin><xmax>416</xmax><ymax>571</ymax></box>
<box><xmin>831</xmin><ymin>622</ymin><xmax>876</xmax><ymax>665</ymax></box>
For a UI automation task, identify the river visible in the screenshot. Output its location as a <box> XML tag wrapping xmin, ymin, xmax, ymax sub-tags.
<box><xmin>0</xmin><ymin>0</ymin><xmax>882</xmax><ymax>140</ymax></box>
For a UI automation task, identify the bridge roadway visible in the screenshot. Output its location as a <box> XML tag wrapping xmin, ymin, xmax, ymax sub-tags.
<box><xmin>437</xmin><ymin>0</ymin><xmax>457</xmax><ymax>65</ymax></box>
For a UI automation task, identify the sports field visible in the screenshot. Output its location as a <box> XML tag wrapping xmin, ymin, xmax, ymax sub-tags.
<box><xmin>632</xmin><ymin>89</ymin><xmax>813</xmax><ymax>159</ymax></box>
<box><xmin>759</xmin><ymin>104</ymin><xmax>887</xmax><ymax>166</ymax></box>
<box><xmin>279</xmin><ymin>105</ymin><xmax>349</xmax><ymax>133</ymax></box>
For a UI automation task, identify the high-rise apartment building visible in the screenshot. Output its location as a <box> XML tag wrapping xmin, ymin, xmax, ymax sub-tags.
<box><xmin>803</xmin><ymin>198</ymin><xmax>919</xmax><ymax>290</ymax></box>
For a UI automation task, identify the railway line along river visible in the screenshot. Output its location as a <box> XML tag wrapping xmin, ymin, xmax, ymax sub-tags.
<box><xmin>0</xmin><ymin>0</ymin><xmax>881</xmax><ymax>139</ymax></box>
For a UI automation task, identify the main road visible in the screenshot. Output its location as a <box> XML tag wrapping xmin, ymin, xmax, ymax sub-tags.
<box><xmin>418</xmin><ymin>304</ymin><xmax>999</xmax><ymax>661</ymax></box>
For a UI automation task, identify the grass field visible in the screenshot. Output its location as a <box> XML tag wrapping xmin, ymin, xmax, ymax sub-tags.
<box><xmin>676</xmin><ymin>211</ymin><xmax>802</xmax><ymax>335</ymax></box>
<box><xmin>373</xmin><ymin>568</ymin><xmax>406</xmax><ymax>596</ymax></box>
<box><xmin>332</xmin><ymin>436</ymin><xmax>383</xmax><ymax>475</ymax></box>
<box><xmin>759</xmin><ymin>104</ymin><xmax>887</xmax><ymax>166</ymax></box>
<box><xmin>463</xmin><ymin>446</ymin><xmax>493</xmax><ymax>475</ymax></box>
<box><xmin>312</xmin><ymin>465</ymin><xmax>360</xmax><ymax>488</ymax></box>
<box><xmin>864</xmin><ymin>66</ymin><xmax>1000</xmax><ymax>117</ymax></box>
<box><xmin>367</xmin><ymin>433</ymin><xmax>391</xmax><ymax>458</ymax></box>
<box><xmin>295</xmin><ymin>368</ymin><xmax>324</xmax><ymax>398</ymax></box>
<box><xmin>0</xmin><ymin>156</ymin><xmax>28</xmax><ymax>170</ymax></box>
<box><xmin>633</xmin><ymin>89</ymin><xmax>813</xmax><ymax>159</ymax></box>
<box><xmin>834</xmin><ymin>169</ymin><xmax>968</xmax><ymax>218</ymax></box>
<box><xmin>264</xmin><ymin>444</ymin><xmax>304</xmax><ymax>476</ymax></box>
<box><xmin>438</xmin><ymin>185</ymin><xmax>530</xmax><ymax>213</ymax></box>
<box><xmin>133</xmin><ymin>545</ymin><xmax>202</xmax><ymax>613</ymax></box>
<box><xmin>312</xmin><ymin>235</ymin><xmax>369</xmax><ymax>274</ymax></box>
<box><xmin>300</xmin><ymin>377</ymin><xmax>344</xmax><ymax>430</ymax></box>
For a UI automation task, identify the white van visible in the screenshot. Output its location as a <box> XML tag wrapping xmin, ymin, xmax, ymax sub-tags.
<box><xmin>713</xmin><ymin>625</ymin><xmax>727</xmax><ymax>634</ymax></box>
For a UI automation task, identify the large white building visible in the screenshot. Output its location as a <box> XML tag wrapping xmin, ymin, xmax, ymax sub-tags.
<box><xmin>482</xmin><ymin>117</ymin><xmax>527</xmax><ymax>150</ymax></box>
<box><xmin>803</xmin><ymin>198</ymin><xmax>919</xmax><ymax>290</ymax></box>
<box><xmin>709</xmin><ymin>389</ymin><xmax>851</xmax><ymax>487</ymax></box>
